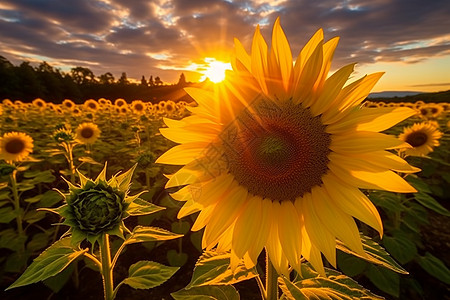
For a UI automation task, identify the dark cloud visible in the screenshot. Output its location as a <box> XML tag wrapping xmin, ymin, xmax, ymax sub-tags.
<box><xmin>1</xmin><ymin>0</ymin><xmax>449</xmax><ymax>84</ymax></box>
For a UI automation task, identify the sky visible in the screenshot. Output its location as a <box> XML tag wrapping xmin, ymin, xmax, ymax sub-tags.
<box><xmin>1</xmin><ymin>0</ymin><xmax>449</xmax><ymax>92</ymax></box>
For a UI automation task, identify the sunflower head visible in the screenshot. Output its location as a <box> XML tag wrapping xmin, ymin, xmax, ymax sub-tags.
<box><xmin>131</xmin><ymin>100</ymin><xmax>146</xmax><ymax>114</ymax></box>
<box><xmin>52</xmin><ymin>163</ymin><xmax>138</xmax><ymax>245</ymax></box>
<box><xmin>114</xmin><ymin>98</ymin><xmax>127</xmax><ymax>107</ymax></box>
<box><xmin>157</xmin><ymin>18</ymin><xmax>418</xmax><ymax>276</ymax></box>
<box><xmin>399</xmin><ymin>122</ymin><xmax>443</xmax><ymax>156</ymax></box>
<box><xmin>62</xmin><ymin>99</ymin><xmax>76</xmax><ymax>110</ymax></box>
<box><xmin>53</xmin><ymin>125</ymin><xmax>75</xmax><ymax>143</ymax></box>
<box><xmin>84</xmin><ymin>99</ymin><xmax>99</xmax><ymax>111</ymax></box>
<box><xmin>75</xmin><ymin>122</ymin><xmax>101</xmax><ymax>145</ymax></box>
<box><xmin>0</xmin><ymin>132</ymin><xmax>34</xmax><ymax>163</ymax></box>
<box><xmin>32</xmin><ymin>98</ymin><xmax>47</xmax><ymax>110</ymax></box>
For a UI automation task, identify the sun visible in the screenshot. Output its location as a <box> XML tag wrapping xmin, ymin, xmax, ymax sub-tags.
<box><xmin>200</xmin><ymin>58</ymin><xmax>231</xmax><ymax>83</ymax></box>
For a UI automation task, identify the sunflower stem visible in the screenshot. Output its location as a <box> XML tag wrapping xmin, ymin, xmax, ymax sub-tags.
<box><xmin>10</xmin><ymin>170</ymin><xmax>25</xmax><ymax>248</ymax></box>
<box><xmin>265</xmin><ymin>250</ymin><xmax>279</xmax><ymax>300</ymax></box>
<box><xmin>99</xmin><ymin>234</ymin><xmax>115</xmax><ymax>300</ymax></box>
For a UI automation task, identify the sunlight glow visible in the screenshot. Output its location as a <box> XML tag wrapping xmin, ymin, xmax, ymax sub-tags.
<box><xmin>199</xmin><ymin>58</ymin><xmax>232</xmax><ymax>83</ymax></box>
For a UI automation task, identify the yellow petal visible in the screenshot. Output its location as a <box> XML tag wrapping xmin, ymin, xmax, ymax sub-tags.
<box><xmin>298</xmin><ymin>193</ymin><xmax>336</xmax><ymax>268</ymax></box>
<box><xmin>247</xmin><ymin>198</ymin><xmax>272</xmax><ymax>266</ymax></box>
<box><xmin>327</xmin><ymin>107</ymin><xmax>417</xmax><ymax>133</ymax></box>
<box><xmin>251</xmin><ymin>25</ymin><xmax>269</xmax><ymax>95</ymax></box>
<box><xmin>192</xmin><ymin>203</ymin><xmax>216</xmax><ymax>231</ymax></box>
<box><xmin>177</xmin><ymin>199</ymin><xmax>202</xmax><ymax>219</ymax></box>
<box><xmin>294</xmin><ymin>28</ymin><xmax>324</xmax><ymax>80</ymax></box>
<box><xmin>271</xmin><ymin>17</ymin><xmax>293</xmax><ymax>92</ymax></box>
<box><xmin>323</xmin><ymin>173</ymin><xmax>383</xmax><ymax>237</ymax></box>
<box><xmin>234</xmin><ymin>37</ymin><xmax>251</xmax><ymax>72</ymax></box>
<box><xmin>155</xmin><ymin>142</ymin><xmax>208</xmax><ymax>165</ymax></box>
<box><xmin>202</xmin><ymin>185</ymin><xmax>248</xmax><ymax>249</ymax></box>
<box><xmin>300</xmin><ymin>227</ymin><xmax>326</xmax><ymax>276</ymax></box>
<box><xmin>350</xmin><ymin>151</ymin><xmax>420</xmax><ymax>174</ymax></box>
<box><xmin>309</xmin><ymin>63</ymin><xmax>355</xmax><ymax>116</ymax></box>
<box><xmin>322</xmin><ymin>72</ymin><xmax>384</xmax><ymax>124</ymax></box>
<box><xmin>330</xmin><ymin>131</ymin><xmax>408</xmax><ymax>153</ymax></box>
<box><xmin>311</xmin><ymin>186</ymin><xmax>365</xmax><ymax>257</ymax></box>
<box><xmin>160</xmin><ymin>127</ymin><xmax>217</xmax><ymax>144</ymax></box>
<box><xmin>184</xmin><ymin>88</ymin><xmax>219</xmax><ymax>121</ymax></box>
<box><xmin>328</xmin><ymin>160</ymin><xmax>417</xmax><ymax>193</ymax></box>
<box><xmin>278</xmin><ymin>201</ymin><xmax>302</xmax><ymax>272</ymax></box>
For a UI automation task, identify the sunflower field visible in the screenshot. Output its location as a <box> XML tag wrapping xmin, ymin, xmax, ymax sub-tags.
<box><xmin>0</xmin><ymin>96</ymin><xmax>449</xmax><ymax>300</ymax></box>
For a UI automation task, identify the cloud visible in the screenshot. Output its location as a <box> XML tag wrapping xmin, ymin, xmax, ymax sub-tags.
<box><xmin>0</xmin><ymin>0</ymin><xmax>449</xmax><ymax>84</ymax></box>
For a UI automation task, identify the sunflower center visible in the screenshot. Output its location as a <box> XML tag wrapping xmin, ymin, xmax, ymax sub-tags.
<box><xmin>81</xmin><ymin>127</ymin><xmax>94</xmax><ymax>139</ymax></box>
<box><xmin>221</xmin><ymin>99</ymin><xmax>331</xmax><ymax>201</ymax></box>
<box><xmin>406</xmin><ymin>131</ymin><xmax>428</xmax><ymax>147</ymax></box>
<box><xmin>5</xmin><ymin>139</ymin><xmax>25</xmax><ymax>154</ymax></box>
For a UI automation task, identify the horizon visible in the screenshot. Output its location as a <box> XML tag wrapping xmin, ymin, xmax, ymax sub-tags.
<box><xmin>1</xmin><ymin>0</ymin><xmax>450</xmax><ymax>93</ymax></box>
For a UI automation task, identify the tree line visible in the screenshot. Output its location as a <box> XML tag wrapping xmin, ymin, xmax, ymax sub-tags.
<box><xmin>0</xmin><ymin>56</ymin><xmax>190</xmax><ymax>103</ymax></box>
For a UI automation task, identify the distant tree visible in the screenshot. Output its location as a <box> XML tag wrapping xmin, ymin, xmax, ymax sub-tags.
<box><xmin>118</xmin><ymin>72</ymin><xmax>129</xmax><ymax>85</ymax></box>
<box><xmin>71</xmin><ymin>67</ymin><xmax>96</xmax><ymax>85</ymax></box>
<box><xmin>0</xmin><ymin>56</ymin><xmax>20</xmax><ymax>98</ymax></box>
<box><xmin>177</xmin><ymin>73</ymin><xmax>186</xmax><ymax>86</ymax></box>
<box><xmin>140</xmin><ymin>75</ymin><xmax>148</xmax><ymax>87</ymax></box>
<box><xmin>148</xmin><ymin>75</ymin><xmax>154</xmax><ymax>87</ymax></box>
<box><xmin>98</xmin><ymin>72</ymin><xmax>115</xmax><ymax>85</ymax></box>
<box><xmin>154</xmin><ymin>76</ymin><xmax>163</xmax><ymax>86</ymax></box>
<box><xmin>15</xmin><ymin>62</ymin><xmax>45</xmax><ymax>100</ymax></box>
<box><xmin>36</xmin><ymin>61</ymin><xmax>64</xmax><ymax>101</ymax></box>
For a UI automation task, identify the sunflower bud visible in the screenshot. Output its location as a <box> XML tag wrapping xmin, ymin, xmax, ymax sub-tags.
<box><xmin>50</xmin><ymin>162</ymin><xmax>141</xmax><ymax>245</ymax></box>
<box><xmin>70</xmin><ymin>181</ymin><xmax>124</xmax><ymax>235</ymax></box>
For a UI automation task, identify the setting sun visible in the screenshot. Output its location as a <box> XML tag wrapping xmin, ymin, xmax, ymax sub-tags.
<box><xmin>199</xmin><ymin>58</ymin><xmax>232</xmax><ymax>83</ymax></box>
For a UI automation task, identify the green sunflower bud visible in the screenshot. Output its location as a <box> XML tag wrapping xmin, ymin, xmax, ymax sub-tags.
<box><xmin>70</xmin><ymin>182</ymin><xmax>124</xmax><ymax>235</ymax></box>
<box><xmin>49</xmin><ymin>162</ymin><xmax>142</xmax><ymax>245</ymax></box>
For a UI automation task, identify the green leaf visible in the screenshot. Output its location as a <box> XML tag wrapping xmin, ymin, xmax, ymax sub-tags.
<box><xmin>278</xmin><ymin>266</ymin><xmax>383</xmax><ymax>300</ymax></box>
<box><xmin>383</xmin><ymin>232</ymin><xmax>417</xmax><ymax>264</ymax></box>
<box><xmin>126</xmin><ymin>198</ymin><xmax>165</xmax><ymax>216</ymax></box>
<box><xmin>23</xmin><ymin>210</ymin><xmax>47</xmax><ymax>224</ymax></box>
<box><xmin>122</xmin><ymin>260</ymin><xmax>179</xmax><ymax>289</ymax></box>
<box><xmin>0</xmin><ymin>228</ymin><xmax>27</xmax><ymax>251</ymax></box>
<box><xmin>366</xmin><ymin>264</ymin><xmax>400</xmax><ymax>297</ymax></box>
<box><xmin>172</xmin><ymin>221</ymin><xmax>191</xmax><ymax>235</ymax></box>
<box><xmin>167</xmin><ymin>249</ymin><xmax>188</xmax><ymax>267</ymax></box>
<box><xmin>125</xmin><ymin>226</ymin><xmax>183</xmax><ymax>245</ymax></box>
<box><xmin>406</xmin><ymin>176</ymin><xmax>432</xmax><ymax>193</ymax></box>
<box><xmin>369</xmin><ymin>191</ymin><xmax>402</xmax><ymax>213</ymax></box>
<box><xmin>171</xmin><ymin>285</ymin><xmax>240</xmax><ymax>300</ymax></box>
<box><xmin>0</xmin><ymin>205</ymin><xmax>17</xmax><ymax>223</ymax></box>
<box><xmin>115</xmin><ymin>163</ymin><xmax>137</xmax><ymax>192</ymax></box>
<box><xmin>78</xmin><ymin>156</ymin><xmax>102</xmax><ymax>165</ymax></box>
<box><xmin>336</xmin><ymin>233</ymin><xmax>408</xmax><ymax>274</ymax></box>
<box><xmin>186</xmin><ymin>250</ymin><xmax>258</xmax><ymax>288</ymax></box>
<box><xmin>337</xmin><ymin>251</ymin><xmax>367</xmax><ymax>277</ymax></box>
<box><xmin>417</xmin><ymin>252</ymin><xmax>450</xmax><ymax>284</ymax></box>
<box><xmin>27</xmin><ymin>232</ymin><xmax>51</xmax><ymax>252</ymax></box>
<box><xmin>414</xmin><ymin>192</ymin><xmax>450</xmax><ymax>216</ymax></box>
<box><xmin>6</xmin><ymin>237</ymin><xmax>87</xmax><ymax>290</ymax></box>
<box><xmin>43</xmin><ymin>263</ymin><xmax>75</xmax><ymax>293</ymax></box>
<box><xmin>37</xmin><ymin>190</ymin><xmax>63</xmax><ymax>208</ymax></box>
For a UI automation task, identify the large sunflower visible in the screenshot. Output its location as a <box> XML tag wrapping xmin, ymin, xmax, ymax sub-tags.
<box><xmin>0</xmin><ymin>132</ymin><xmax>34</xmax><ymax>163</ymax></box>
<box><xmin>156</xmin><ymin>18</ymin><xmax>418</xmax><ymax>276</ymax></box>
<box><xmin>399</xmin><ymin>122</ymin><xmax>443</xmax><ymax>156</ymax></box>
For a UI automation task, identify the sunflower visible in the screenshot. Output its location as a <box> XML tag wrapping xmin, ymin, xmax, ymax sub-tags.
<box><xmin>156</xmin><ymin>18</ymin><xmax>418</xmax><ymax>276</ymax></box>
<box><xmin>114</xmin><ymin>98</ymin><xmax>127</xmax><ymax>107</ymax></box>
<box><xmin>165</xmin><ymin>100</ymin><xmax>176</xmax><ymax>115</ymax></box>
<box><xmin>84</xmin><ymin>99</ymin><xmax>99</xmax><ymax>111</ymax></box>
<box><xmin>399</xmin><ymin>122</ymin><xmax>443</xmax><ymax>156</ymax></box>
<box><xmin>131</xmin><ymin>100</ymin><xmax>146</xmax><ymax>114</ymax></box>
<box><xmin>0</xmin><ymin>132</ymin><xmax>34</xmax><ymax>163</ymax></box>
<box><xmin>75</xmin><ymin>123</ymin><xmax>101</xmax><ymax>145</ymax></box>
<box><xmin>62</xmin><ymin>99</ymin><xmax>76</xmax><ymax>111</ymax></box>
<box><xmin>32</xmin><ymin>98</ymin><xmax>47</xmax><ymax>110</ymax></box>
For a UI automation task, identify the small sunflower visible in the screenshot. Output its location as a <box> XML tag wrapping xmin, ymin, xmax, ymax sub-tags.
<box><xmin>75</xmin><ymin>123</ymin><xmax>101</xmax><ymax>145</ymax></box>
<box><xmin>84</xmin><ymin>99</ymin><xmax>99</xmax><ymax>111</ymax></box>
<box><xmin>399</xmin><ymin>122</ymin><xmax>443</xmax><ymax>156</ymax></box>
<box><xmin>114</xmin><ymin>98</ymin><xmax>127</xmax><ymax>107</ymax></box>
<box><xmin>156</xmin><ymin>18</ymin><xmax>418</xmax><ymax>276</ymax></box>
<box><xmin>62</xmin><ymin>99</ymin><xmax>76</xmax><ymax>111</ymax></box>
<box><xmin>165</xmin><ymin>100</ymin><xmax>176</xmax><ymax>115</ymax></box>
<box><xmin>32</xmin><ymin>98</ymin><xmax>47</xmax><ymax>110</ymax></box>
<box><xmin>131</xmin><ymin>100</ymin><xmax>146</xmax><ymax>114</ymax></box>
<box><xmin>0</xmin><ymin>132</ymin><xmax>34</xmax><ymax>163</ymax></box>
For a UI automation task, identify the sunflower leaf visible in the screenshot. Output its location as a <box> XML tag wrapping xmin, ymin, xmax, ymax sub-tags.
<box><xmin>6</xmin><ymin>237</ymin><xmax>86</xmax><ymax>290</ymax></box>
<box><xmin>417</xmin><ymin>252</ymin><xmax>450</xmax><ymax>284</ymax></box>
<box><xmin>414</xmin><ymin>192</ymin><xmax>450</xmax><ymax>216</ymax></box>
<box><xmin>366</xmin><ymin>264</ymin><xmax>400</xmax><ymax>297</ymax></box>
<box><xmin>124</xmin><ymin>225</ymin><xmax>182</xmax><ymax>245</ymax></box>
<box><xmin>336</xmin><ymin>233</ymin><xmax>408</xmax><ymax>274</ymax></box>
<box><xmin>279</xmin><ymin>265</ymin><xmax>383</xmax><ymax>300</ymax></box>
<box><xmin>121</xmin><ymin>260</ymin><xmax>179</xmax><ymax>289</ymax></box>
<box><xmin>186</xmin><ymin>250</ymin><xmax>258</xmax><ymax>288</ymax></box>
<box><xmin>126</xmin><ymin>198</ymin><xmax>165</xmax><ymax>216</ymax></box>
<box><xmin>171</xmin><ymin>285</ymin><xmax>240</xmax><ymax>300</ymax></box>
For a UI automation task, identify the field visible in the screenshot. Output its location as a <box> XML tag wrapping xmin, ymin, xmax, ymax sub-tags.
<box><xmin>1</xmin><ymin>97</ymin><xmax>449</xmax><ymax>299</ymax></box>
